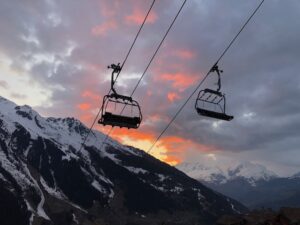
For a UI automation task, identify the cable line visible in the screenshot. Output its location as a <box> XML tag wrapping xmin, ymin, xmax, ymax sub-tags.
<box><xmin>99</xmin><ymin>0</ymin><xmax>188</xmax><ymax>150</ymax></box>
<box><xmin>117</xmin><ymin>0</ymin><xmax>157</xmax><ymax>80</ymax></box>
<box><xmin>79</xmin><ymin>0</ymin><xmax>156</xmax><ymax>152</ymax></box>
<box><xmin>148</xmin><ymin>0</ymin><xmax>265</xmax><ymax>154</ymax></box>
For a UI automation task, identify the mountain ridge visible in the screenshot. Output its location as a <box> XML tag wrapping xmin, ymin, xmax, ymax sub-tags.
<box><xmin>177</xmin><ymin>161</ymin><xmax>278</xmax><ymax>186</ymax></box>
<box><xmin>0</xmin><ymin>96</ymin><xmax>246</xmax><ymax>225</ymax></box>
<box><xmin>177</xmin><ymin>161</ymin><xmax>300</xmax><ymax>210</ymax></box>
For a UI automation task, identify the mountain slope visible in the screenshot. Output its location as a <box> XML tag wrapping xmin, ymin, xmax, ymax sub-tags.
<box><xmin>0</xmin><ymin>96</ymin><xmax>246</xmax><ymax>225</ymax></box>
<box><xmin>177</xmin><ymin>162</ymin><xmax>300</xmax><ymax>210</ymax></box>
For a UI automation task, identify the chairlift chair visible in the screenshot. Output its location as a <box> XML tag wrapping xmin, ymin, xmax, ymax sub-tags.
<box><xmin>98</xmin><ymin>94</ymin><xmax>142</xmax><ymax>129</ymax></box>
<box><xmin>98</xmin><ymin>63</ymin><xmax>143</xmax><ymax>129</ymax></box>
<box><xmin>195</xmin><ymin>89</ymin><xmax>233</xmax><ymax>121</ymax></box>
<box><xmin>195</xmin><ymin>64</ymin><xmax>234</xmax><ymax>121</ymax></box>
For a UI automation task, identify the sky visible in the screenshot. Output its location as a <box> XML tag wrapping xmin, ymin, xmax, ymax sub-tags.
<box><xmin>0</xmin><ymin>0</ymin><xmax>300</xmax><ymax>176</ymax></box>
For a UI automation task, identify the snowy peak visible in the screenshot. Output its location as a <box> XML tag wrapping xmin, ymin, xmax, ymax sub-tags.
<box><xmin>0</xmin><ymin>96</ymin><xmax>108</xmax><ymax>150</ymax></box>
<box><xmin>228</xmin><ymin>161</ymin><xmax>277</xmax><ymax>182</ymax></box>
<box><xmin>0</xmin><ymin>95</ymin><xmax>18</xmax><ymax>113</ymax></box>
<box><xmin>15</xmin><ymin>105</ymin><xmax>36</xmax><ymax>120</ymax></box>
<box><xmin>176</xmin><ymin>162</ymin><xmax>228</xmax><ymax>184</ymax></box>
<box><xmin>177</xmin><ymin>161</ymin><xmax>278</xmax><ymax>186</ymax></box>
<box><xmin>291</xmin><ymin>172</ymin><xmax>300</xmax><ymax>178</ymax></box>
<box><xmin>46</xmin><ymin>117</ymin><xmax>90</xmax><ymax>136</ymax></box>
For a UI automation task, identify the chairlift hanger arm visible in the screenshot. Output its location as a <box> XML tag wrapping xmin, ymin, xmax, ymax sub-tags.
<box><xmin>209</xmin><ymin>64</ymin><xmax>223</xmax><ymax>92</ymax></box>
<box><xmin>108</xmin><ymin>63</ymin><xmax>122</xmax><ymax>94</ymax></box>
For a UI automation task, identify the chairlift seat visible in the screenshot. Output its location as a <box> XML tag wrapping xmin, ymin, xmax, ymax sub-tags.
<box><xmin>99</xmin><ymin>112</ymin><xmax>141</xmax><ymax>128</ymax></box>
<box><xmin>195</xmin><ymin>65</ymin><xmax>234</xmax><ymax>121</ymax></box>
<box><xmin>196</xmin><ymin>108</ymin><xmax>234</xmax><ymax>121</ymax></box>
<box><xmin>195</xmin><ymin>89</ymin><xmax>233</xmax><ymax>121</ymax></box>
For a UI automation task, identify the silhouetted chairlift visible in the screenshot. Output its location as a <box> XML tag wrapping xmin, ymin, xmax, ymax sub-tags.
<box><xmin>195</xmin><ymin>64</ymin><xmax>234</xmax><ymax>121</ymax></box>
<box><xmin>98</xmin><ymin>63</ymin><xmax>142</xmax><ymax>129</ymax></box>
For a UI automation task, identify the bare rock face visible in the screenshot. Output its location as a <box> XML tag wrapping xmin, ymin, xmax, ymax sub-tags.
<box><xmin>0</xmin><ymin>96</ymin><xmax>246</xmax><ymax>225</ymax></box>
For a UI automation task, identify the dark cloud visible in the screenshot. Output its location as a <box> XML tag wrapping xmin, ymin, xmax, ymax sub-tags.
<box><xmin>0</xmin><ymin>0</ymin><xmax>299</xmax><ymax>174</ymax></box>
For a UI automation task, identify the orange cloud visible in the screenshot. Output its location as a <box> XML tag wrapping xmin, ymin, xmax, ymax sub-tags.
<box><xmin>91</xmin><ymin>20</ymin><xmax>117</xmax><ymax>36</ymax></box>
<box><xmin>157</xmin><ymin>136</ymin><xmax>215</xmax><ymax>165</ymax></box>
<box><xmin>87</xmin><ymin>112</ymin><xmax>219</xmax><ymax>166</ymax></box>
<box><xmin>76</xmin><ymin>90</ymin><xmax>102</xmax><ymax>125</ymax></box>
<box><xmin>83</xmin><ymin>62</ymin><xmax>103</xmax><ymax>73</ymax></box>
<box><xmin>82</xmin><ymin>90</ymin><xmax>99</xmax><ymax>100</ymax></box>
<box><xmin>173</xmin><ymin>49</ymin><xmax>196</xmax><ymax>60</ymax></box>
<box><xmin>106</xmin><ymin>124</ymin><xmax>214</xmax><ymax>166</ymax></box>
<box><xmin>167</xmin><ymin>92</ymin><xmax>181</xmax><ymax>102</ymax></box>
<box><xmin>164</xmin><ymin>154</ymin><xmax>181</xmax><ymax>165</ymax></box>
<box><xmin>109</xmin><ymin>128</ymin><xmax>170</xmax><ymax>162</ymax></box>
<box><xmin>125</xmin><ymin>8</ymin><xmax>157</xmax><ymax>25</ymax></box>
<box><xmin>99</xmin><ymin>1</ymin><xmax>120</xmax><ymax>18</ymax></box>
<box><xmin>80</xmin><ymin>114</ymin><xmax>95</xmax><ymax>124</ymax></box>
<box><xmin>158</xmin><ymin>137</ymin><xmax>185</xmax><ymax>165</ymax></box>
<box><xmin>147</xmin><ymin>114</ymin><xmax>163</xmax><ymax>122</ymax></box>
<box><xmin>112</xmin><ymin>128</ymin><xmax>155</xmax><ymax>142</ymax></box>
<box><xmin>77</xmin><ymin>103</ymin><xmax>92</xmax><ymax>111</ymax></box>
<box><xmin>159</xmin><ymin>72</ymin><xmax>198</xmax><ymax>90</ymax></box>
<box><xmin>147</xmin><ymin>90</ymin><xmax>153</xmax><ymax>96</ymax></box>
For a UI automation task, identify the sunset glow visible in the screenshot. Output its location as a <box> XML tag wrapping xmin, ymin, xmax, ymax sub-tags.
<box><xmin>0</xmin><ymin>0</ymin><xmax>299</xmax><ymax>176</ymax></box>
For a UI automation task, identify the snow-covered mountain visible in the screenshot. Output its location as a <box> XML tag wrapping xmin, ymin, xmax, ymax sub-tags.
<box><xmin>292</xmin><ymin>172</ymin><xmax>300</xmax><ymax>178</ymax></box>
<box><xmin>176</xmin><ymin>162</ymin><xmax>228</xmax><ymax>184</ymax></box>
<box><xmin>177</xmin><ymin>161</ymin><xmax>300</xmax><ymax>210</ymax></box>
<box><xmin>177</xmin><ymin>161</ymin><xmax>278</xmax><ymax>186</ymax></box>
<box><xmin>0</xmin><ymin>96</ymin><xmax>246</xmax><ymax>225</ymax></box>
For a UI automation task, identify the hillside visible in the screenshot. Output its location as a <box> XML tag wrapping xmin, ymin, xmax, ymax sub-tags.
<box><xmin>0</xmin><ymin>96</ymin><xmax>246</xmax><ymax>225</ymax></box>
